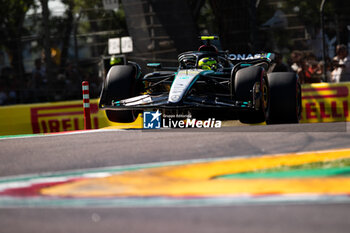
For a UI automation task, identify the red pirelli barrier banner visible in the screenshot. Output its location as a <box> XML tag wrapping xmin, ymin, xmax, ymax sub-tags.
<box><xmin>0</xmin><ymin>99</ymin><xmax>142</xmax><ymax>136</ymax></box>
<box><xmin>300</xmin><ymin>82</ymin><xmax>350</xmax><ymax>123</ymax></box>
<box><xmin>30</xmin><ymin>102</ymin><xmax>99</xmax><ymax>133</ymax></box>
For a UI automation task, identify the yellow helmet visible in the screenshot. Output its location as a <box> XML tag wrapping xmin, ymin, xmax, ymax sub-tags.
<box><xmin>198</xmin><ymin>57</ymin><xmax>217</xmax><ymax>70</ymax></box>
<box><xmin>110</xmin><ymin>55</ymin><xmax>123</xmax><ymax>65</ymax></box>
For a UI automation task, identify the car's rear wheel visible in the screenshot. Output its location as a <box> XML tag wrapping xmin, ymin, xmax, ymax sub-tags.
<box><xmin>99</xmin><ymin>65</ymin><xmax>139</xmax><ymax>123</ymax></box>
<box><xmin>234</xmin><ymin>66</ymin><xmax>268</xmax><ymax>124</ymax></box>
<box><xmin>266</xmin><ymin>72</ymin><xmax>301</xmax><ymax>124</ymax></box>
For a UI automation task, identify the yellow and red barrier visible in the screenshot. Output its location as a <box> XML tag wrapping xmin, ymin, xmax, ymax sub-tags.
<box><xmin>300</xmin><ymin>82</ymin><xmax>350</xmax><ymax>123</ymax></box>
<box><xmin>0</xmin><ymin>99</ymin><xmax>142</xmax><ymax>136</ymax></box>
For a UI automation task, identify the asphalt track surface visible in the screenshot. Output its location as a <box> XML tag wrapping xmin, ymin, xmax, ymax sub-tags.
<box><xmin>1</xmin><ymin>122</ymin><xmax>350</xmax><ymax>233</ymax></box>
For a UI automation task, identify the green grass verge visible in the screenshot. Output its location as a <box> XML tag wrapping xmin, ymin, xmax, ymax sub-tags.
<box><xmin>217</xmin><ymin>158</ymin><xmax>350</xmax><ymax>179</ymax></box>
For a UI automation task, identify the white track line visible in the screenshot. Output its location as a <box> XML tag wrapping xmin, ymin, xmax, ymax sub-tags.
<box><xmin>0</xmin><ymin>128</ymin><xmax>130</xmax><ymax>140</ymax></box>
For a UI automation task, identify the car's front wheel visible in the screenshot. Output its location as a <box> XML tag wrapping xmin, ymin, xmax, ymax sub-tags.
<box><xmin>233</xmin><ymin>66</ymin><xmax>268</xmax><ymax>124</ymax></box>
<box><xmin>99</xmin><ymin>65</ymin><xmax>139</xmax><ymax>123</ymax></box>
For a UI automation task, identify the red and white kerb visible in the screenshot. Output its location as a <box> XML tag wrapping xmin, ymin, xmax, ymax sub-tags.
<box><xmin>82</xmin><ymin>81</ymin><xmax>92</xmax><ymax>130</ymax></box>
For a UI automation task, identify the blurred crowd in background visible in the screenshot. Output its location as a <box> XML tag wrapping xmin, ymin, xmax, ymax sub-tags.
<box><xmin>1</xmin><ymin>0</ymin><xmax>350</xmax><ymax>106</ymax></box>
<box><xmin>285</xmin><ymin>44</ymin><xmax>350</xmax><ymax>84</ymax></box>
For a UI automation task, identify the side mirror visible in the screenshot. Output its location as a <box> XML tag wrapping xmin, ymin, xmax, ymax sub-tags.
<box><xmin>147</xmin><ymin>63</ymin><xmax>162</xmax><ymax>69</ymax></box>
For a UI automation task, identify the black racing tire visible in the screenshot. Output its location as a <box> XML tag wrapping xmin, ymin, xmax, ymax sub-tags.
<box><xmin>99</xmin><ymin>65</ymin><xmax>138</xmax><ymax>123</ymax></box>
<box><xmin>266</xmin><ymin>72</ymin><xmax>301</xmax><ymax>124</ymax></box>
<box><xmin>234</xmin><ymin>66</ymin><xmax>267</xmax><ymax>124</ymax></box>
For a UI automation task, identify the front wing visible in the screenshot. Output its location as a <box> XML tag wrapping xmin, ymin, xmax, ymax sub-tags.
<box><xmin>99</xmin><ymin>94</ymin><xmax>255</xmax><ymax>111</ymax></box>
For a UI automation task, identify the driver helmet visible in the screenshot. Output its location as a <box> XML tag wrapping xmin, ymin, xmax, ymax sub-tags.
<box><xmin>198</xmin><ymin>57</ymin><xmax>217</xmax><ymax>70</ymax></box>
<box><xmin>110</xmin><ymin>55</ymin><xmax>122</xmax><ymax>66</ymax></box>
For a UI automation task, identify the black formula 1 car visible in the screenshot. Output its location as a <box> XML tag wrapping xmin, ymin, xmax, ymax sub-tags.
<box><xmin>99</xmin><ymin>36</ymin><xmax>301</xmax><ymax>124</ymax></box>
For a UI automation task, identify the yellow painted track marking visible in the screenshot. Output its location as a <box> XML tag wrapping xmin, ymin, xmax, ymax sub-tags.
<box><xmin>41</xmin><ymin>148</ymin><xmax>350</xmax><ymax>197</ymax></box>
<box><xmin>103</xmin><ymin>114</ymin><xmax>143</xmax><ymax>129</ymax></box>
